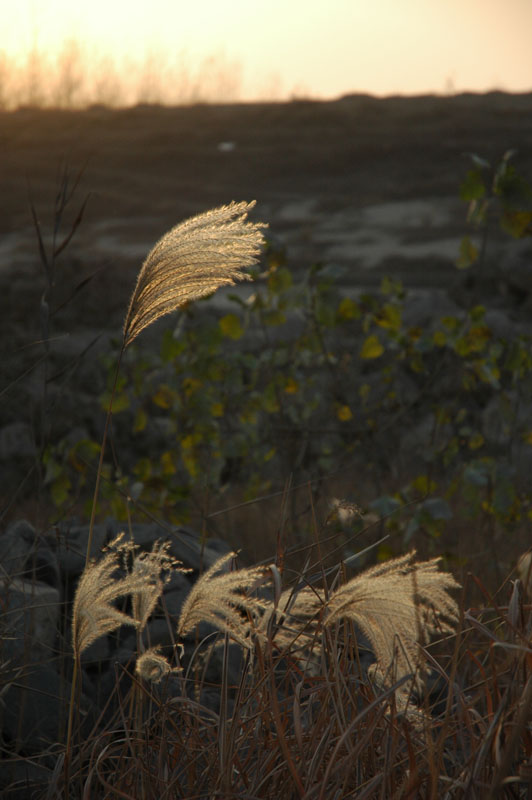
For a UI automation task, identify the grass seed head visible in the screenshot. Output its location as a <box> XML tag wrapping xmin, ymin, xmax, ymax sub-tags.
<box><xmin>324</xmin><ymin>550</ymin><xmax>460</xmax><ymax>686</ymax></box>
<box><xmin>72</xmin><ymin>533</ymin><xmax>145</xmax><ymax>658</ymax></box>
<box><xmin>176</xmin><ymin>552</ymin><xmax>270</xmax><ymax>649</ymax></box>
<box><xmin>136</xmin><ymin>646</ymin><xmax>177</xmax><ymax>683</ymax></box>
<box><xmin>131</xmin><ymin>539</ymin><xmax>186</xmax><ymax>630</ymax></box>
<box><xmin>123</xmin><ymin>201</ymin><xmax>266</xmax><ymax>347</ymax></box>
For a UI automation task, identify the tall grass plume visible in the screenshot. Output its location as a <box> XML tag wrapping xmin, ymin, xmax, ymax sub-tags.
<box><xmin>123</xmin><ymin>201</ymin><xmax>266</xmax><ymax>347</ymax></box>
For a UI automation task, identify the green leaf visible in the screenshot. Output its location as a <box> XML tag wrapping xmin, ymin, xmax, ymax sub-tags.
<box><xmin>410</xmin><ymin>475</ymin><xmax>437</xmax><ymax>495</ymax></box>
<box><xmin>152</xmin><ymin>385</ymin><xmax>175</xmax><ymax>409</ymax></box>
<box><xmin>133</xmin><ymin>407</ymin><xmax>147</xmax><ymax>432</ymax></box>
<box><xmin>360</xmin><ymin>335</ymin><xmax>384</xmax><ymax>359</ymax></box>
<box><xmin>336</xmin><ymin>404</ymin><xmax>353</xmax><ymax>422</ymax></box>
<box><xmin>468</xmin><ymin>432</ymin><xmax>484</xmax><ymax>450</ymax></box>
<box><xmin>262</xmin><ymin>309</ymin><xmax>286</xmax><ymax>327</ymax></box>
<box><xmin>161</xmin><ymin>451</ymin><xmax>176</xmax><ymax>475</ymax></box>
<box><xmin>463</xmin><ymin>462</ymin><xmax>490</xmax><ymax>487</ymax></box>
<box><xmin>268</xmin><ymin>267</ymin><xmax>293</xmax><ymax>294</ymax></box>
<box><xmin>219</xmin><ymin>313</ymin><xmax>244</xmax><ymax>340</ymax></box>
<box><xmin>100</xmin><ymin>390</ymin><xmax>130</xmax><ymax>413</ymax></box>
<box><xmin>500</xmin><ymin>210</ymin><xmax>532</xmax><ymax>238</ymax></box>
<box><xmin>337</xmin><ymin>296</ymin><xmax>360</xmax><ymax>320</ymax></box>
<box><xmin>460</xmin><ymin>169</ymin><xmax>486</xmax><ymax>202</ymax></box>
<box><xmin>50</xmin><ymin>473</ymin><xmax>71</xmax><ymax>507</ymax></box>
<box><xmin>263</xmin><ymin>382</ymin><xmax>280</xmax><ymax>413</ymax></box>
<box><xmin>370</xmin><ymin>495</ymin><xmax>402</xmax><ymax>517</ymax></box>
<box><xmin>374</xmin><ymin>303</ymin><xmax>401</xmax><ymax>332</ymax></box>
<box><xmin>134</xmin><ymin>457</ymin><xmax>152</xmax><ymax>482</ymax></box>
<box><xmin>161</xmin><ymin>330</ymin><xmax>185</xmax><ymax>361</ymax></box>
<box><xmin>421</xmin><ymin>497</ymin><xmax>453</xmax><ymax>521</ymax></box>
<box><xmin>456</xmin><ymin>235</ymin><xmax>479</xmax><ymax>269</ymax></box>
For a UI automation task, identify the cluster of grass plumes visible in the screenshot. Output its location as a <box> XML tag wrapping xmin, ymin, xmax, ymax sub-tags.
<box><xmin>72</xmin><ymin>534</ymin><xmax>179</xmax><ymax>659</ymax></box>
<box><xmin>49</xmin><ymin>540</ymin><xmax>532</xmax><ymax>799</ymax></box>
<box><xmin>72</xmin><ymin>542</ymin><xmax>460</xmax><ymax>696</ymax></box>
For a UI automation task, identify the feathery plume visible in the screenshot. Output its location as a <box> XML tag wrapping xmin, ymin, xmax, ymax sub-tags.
<box><xmin>326</xmin><ymin>498</ymin><xmax>362</xmax><ymax>527</ymax></box>
<box><xmin>136</xmin><ymin>646</ymin><xmax>177</xmax><ymax>683</ymax></box>
<box><xmin>72</xmin><ymin>534</ymin><xmax>147</xmax><ymax>659</ymax></box>
<box><xmin>324</xmin><ymin>551</ymin><xmax>460</xmax><ymax>685</ymax></box>
<box><xmin>130</xmin><ymin>540</ymin><xmax>186</xmax><ymax>630</ymax></box>
<box><xmin>123</xmin><ymin>201</ymin><xmax>266</xmax><ymax>347</ymax></box>
<box><xmin>176</xmin><ymin>552</ymin><xmax>270</xmax><ymax>649</ymax></box>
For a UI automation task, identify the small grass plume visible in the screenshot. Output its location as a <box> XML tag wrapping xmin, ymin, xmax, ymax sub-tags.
<box><xmin>123</xmin><ymin>200</ymin><xmax>266</xmax><ymax>348</ymax></box>
<box><xmin>130</xmin><ymin>539</ymin><xmax>183</xmax><ymax>630</ymax></box>
<box><xmin>135</xmin><ymin>646</ymin><xmax>176</xmax><ymax>683</ymax></box>
<box><xmin>177</xmin><ymin>552</ymin><xmax>271</xmax><ymax>649</ymax></box>
<box><xmin>72</xmin><ymin>535</ymin><xmax>183</xmax><ymax>659</ymax></box>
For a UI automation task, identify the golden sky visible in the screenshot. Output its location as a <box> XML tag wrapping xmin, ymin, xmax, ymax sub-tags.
<box><xmin>3</xmin><ymin>0</ymin><xmax>532</xmax><ymax>101</ymax></box>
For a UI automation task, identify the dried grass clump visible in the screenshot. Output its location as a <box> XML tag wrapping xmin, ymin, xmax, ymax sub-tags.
<box><xmin>177</xmin><ymin>552</ymin><xmax>271</xmax><ymax>649</ymax></box>
<box><xmin>258</xmin><ymin>551</ymin><xmax>459</xmax><ymax>689</ymax></box>
<box><xmin>135</xmin><ymin>646</ymin><xmax>176</xmax><ymax>683</ymax></box>
<box><xmin>123</xmin><ymin>200</ymin><xmax>266</xmax><ymax>347</ymax></box>
<box><xmin>324</xmin><ymin>550</ymin><xmax>460</xmax><ymax>685</ymax></box>
<box><xmin>72</xmin><ymin>535</ymin><xmax>183</xmax><ymax>660</ymax></box>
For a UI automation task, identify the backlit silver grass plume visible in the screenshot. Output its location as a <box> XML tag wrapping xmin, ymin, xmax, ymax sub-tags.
<box><xmin>176</xmin><ymin>552</ymin><xmax>271</xmax><ymax>649</ymax></box>
<box><xmin>72</xmin><ymin>534</ymin><xmax>146</xmax><ymax>660</ymax></box>
<box><xmin>324</xmin><ymin>551</ymin><xmax>460</xmax><ymax>686</ymax></box>
<box><xmin>130</xmin><ymin>540</ymin><xmax>187</xmax><ymax>631</ymax></box>
<box><xmin>258</xmin><ymin>551</ymin><xmax>459</xmax><ymax>687</ymax></box>
<box><xmin>123</xmin><ymin>201</ymin><xmax>266</xmax><ymax>348</ymax></box>
<box><xmin>72</xmin><ymin>535</ymin><xmax>184</xmax><ymax>660</ymax></box>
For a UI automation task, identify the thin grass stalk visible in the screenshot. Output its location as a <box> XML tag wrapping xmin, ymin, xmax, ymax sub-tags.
<box><xmin>265</xmin><ymin>634</ymin><xmax>305</xmax><ymax>798</ymax></box>
<box><xmin>86</xmin><ymin>348</ymin><xmax>124</xmax><ymax>562</ymax></box>
<box><xmin>63</xmin><ymin>652</ymin><xmax>80</xmax><ymax>800</ymax></box>
<box><xmin>314</xmin><ymin>677</ymin><xmax>409</xmax><ymax>800</ymax></box>
<box><xmin>218</xmin><ymin>630</ymin><xmax>230</xmax><ymax>792</ymax></box>
<box><xmin>224</xmin><ymin>649</ymin><xmax>253</xmax><ymax>782</ymax></box>
<box><xmin>64</xmin><ymin>347</ymin><xmax>123</xmax><ymax>797</ymax></box>
<box><xmin>488</xmin><ymin>670</ymin><xmax>532</xmax><ymax>798</ymax></box>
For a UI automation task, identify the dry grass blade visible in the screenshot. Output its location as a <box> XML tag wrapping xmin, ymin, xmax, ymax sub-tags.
<box><xmin>176</xmin><ymin>552</ymin><xmax>270</xmax><ymax>648</ymax></box>
<box><xmin>325</xmin><ymin>550</ymin><xmax>460</xmax><ymax>684</ymax></box>
<box><xmin>123</xmin><ymin>200</ymin><xmax>266</xmax><ymax>347</ymax></box>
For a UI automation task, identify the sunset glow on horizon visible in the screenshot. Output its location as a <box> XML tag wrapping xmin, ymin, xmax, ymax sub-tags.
<box><xmin>2</xmin><ymin>0</ymin><xmax>532</xmax><ymax>105</ymax></box>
